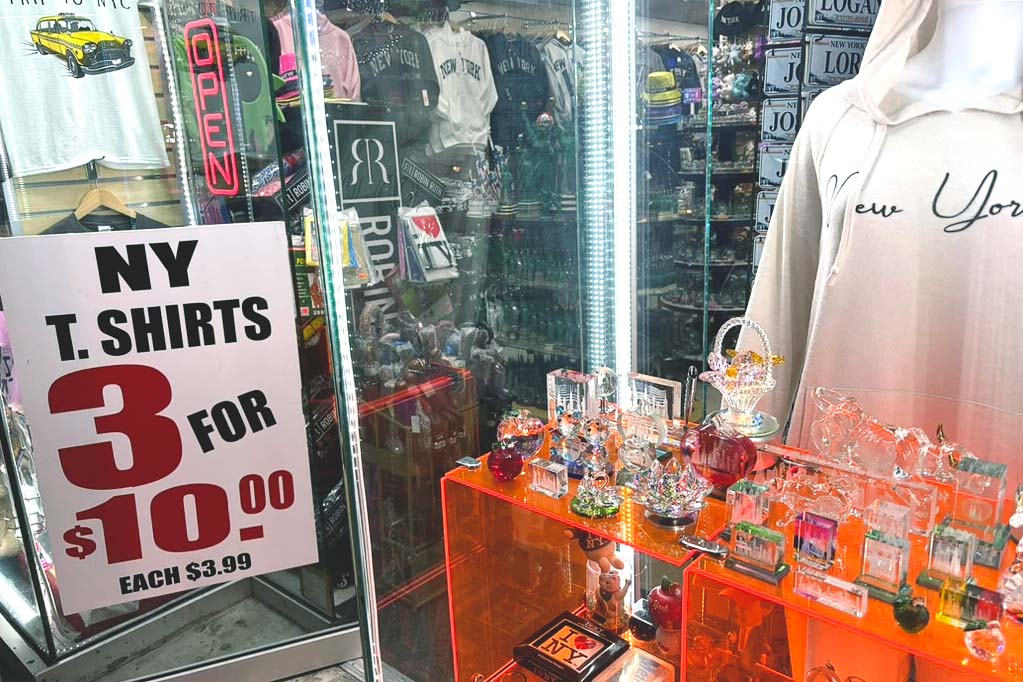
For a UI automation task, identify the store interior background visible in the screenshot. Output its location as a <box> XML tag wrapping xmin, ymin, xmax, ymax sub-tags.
<box><xmin>0</xmin><ymin>0</ymin><xmax>872</xmax><ymax>680</ymax></box>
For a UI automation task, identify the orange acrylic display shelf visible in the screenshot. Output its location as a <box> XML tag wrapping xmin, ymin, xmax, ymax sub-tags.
<box><xmin>685</xmin><ymin>518</ymin><xmax>1020</xmax><ymax>682</ymax></box>
<box><xmin>442</xmin><ymin>453</ymin><xmax>728</xmax><ymax>682</ymax></box>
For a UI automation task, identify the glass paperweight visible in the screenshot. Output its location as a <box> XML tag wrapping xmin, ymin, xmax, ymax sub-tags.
<box><xmin>592</xmin><ymin>367</ymin><xmax>619</xmax><ymax>421</ymax></box>
<box><xmin>725</xmin><ymin>521</ymin><xmax>790</xmax><ymax>584</ymax></box>
<box><xmin>794</xmin><ymin>567</ymin><xmax>868</xmax><ymax>617</ymax></box>
<box><xmin>687</xmin><ymin>421</ymin><xmax>758</xmax><ymax>495</ymax></box>
<box><xmin>947</xmin><ymin>456</ymin><xmax>1010</xmax><ymax>568</ymax></box>
<box><xmin>546</xmin><ymin>368</ymin><xmax>596</xmax><ymax>422</ymax></box>
<box><xmin>794</xmin><ymin>511</ymin><xmax>839</xmax><ymax>570</ymax></box>
<box><xmin>726</xmin><ymin>480</ymin><xmax>770</xmax><ymax>528</ymax></box>
<box><xmin>855</xmin><ymin>531</ymin><xmax>910</xmax><ymax>602</ymax></box>
<box><xmin>637</xmin><ymin>455</ymin><xmax>711</xmax><ymax>528</ymax></box>
<box><xmin>964</xmin><ymin>621</ymin><xmax>1006</xmax><ymax>663</ymax></box>
<box><xmin>892</xmin><ymin>594</ymin><xmax>930</xmax><ymax>633</ymax></box>
<box><xmin>937</xmin><ymin>579</ymin><xmax>1004</xmax><ymax>629</ymax></box>
<box><xmin>528</xmin><ymin>458</ymin><xmax>568</xmax><ymax>499</ymax></box>
<box><xmin>497</xmin><ymin>409</ymin><xmax>546</xmax><ymax>460</ymax></box>
<box><xmin>488</xmin><ymin>442</ymin><xmax>524</xmax><ymax>482</ymax></box>
<box><xmin>699</xmin><ymin>317</ymin><xmax>782</xmax><ymax>439</ymax></box>
<box><xmin>918</xmin><ymin>521</ymin><xmax>978</xmax><ymax>590</ymax></box>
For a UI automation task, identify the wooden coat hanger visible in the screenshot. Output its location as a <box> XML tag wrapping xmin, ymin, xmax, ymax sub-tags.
<box><xmin>75</xmin><ymin>160</ymin><xmax>135</xmax><ymax>220</ymax></box>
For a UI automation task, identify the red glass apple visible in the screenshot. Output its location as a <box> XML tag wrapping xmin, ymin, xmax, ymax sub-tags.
<box><xmin>647</xmin><ymin>576</ymin><xmax>683</xmax><ymax>630</ymax></box>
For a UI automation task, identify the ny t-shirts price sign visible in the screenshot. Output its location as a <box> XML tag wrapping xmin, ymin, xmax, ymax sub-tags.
<box><xmin>0</xmin><ymin>223</ymin><xmax>317</xmax><ymax>614</ymax></box>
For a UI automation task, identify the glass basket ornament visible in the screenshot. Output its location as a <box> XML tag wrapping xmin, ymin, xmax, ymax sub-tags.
<box><xmin>700</xmin><ymin>317</ymin><xmax>782</xmax><ymax>439</ymax></box>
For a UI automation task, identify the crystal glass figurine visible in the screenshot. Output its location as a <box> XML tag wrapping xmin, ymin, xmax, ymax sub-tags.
<box><xmin>615</xmin><ymin>396</ymin><xmax>665</xmax><ymax>489</ymax></box>
<box><xmin>497</xmin><ymin>409</ymin><xmax>546</xmax><ymax>460</ymax></box>
<box><xmin>699</xmin><ymin>317</ymin><xmax>783</xmax><ymax>439</ymax></box>
<box><xmin>592</xmin><ymin>367</ymin><xmax>619</xmax><ymax>421</ymax></box>
<box><xmin>570</xmin><ymin>446</ymin><xmax>621</xmax><ymax>518</ymax></box>
<box><xmin>809</xmin><ymin>388</ymin><xmax>926</xmax><ymax>478</ymax></box>
<box><xmin>964</xmin><ymin>621</ymin><xmax>1006</xmax><ymax>663</ymax></box>
<box><xmin>638</xmin><ymin>455</ymin><xmax>712</xmax><ymax>528</ymax></box>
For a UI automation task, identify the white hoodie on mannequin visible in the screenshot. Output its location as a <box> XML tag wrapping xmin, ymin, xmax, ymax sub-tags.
<box><xmin>744</xmin><ymin>0</ymin><xmax>1023</xmax><ymax>493</ymax></box>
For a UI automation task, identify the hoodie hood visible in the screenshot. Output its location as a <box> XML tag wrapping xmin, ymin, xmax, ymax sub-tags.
<box><xmin>846</xmin><ymin>0</ymin><xmax>1023</xmax><ymax>124</ymax></box>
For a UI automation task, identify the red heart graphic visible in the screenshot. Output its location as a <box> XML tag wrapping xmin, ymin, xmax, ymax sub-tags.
<box><xmin>574</xmin><ymin>635</ymin><xmax>596</xmax><ymax>650</ymax></box>
<box><xmin>412</xmin><ymin>215</ymin><xmax>441</xmax><ymax>238</ymax></box>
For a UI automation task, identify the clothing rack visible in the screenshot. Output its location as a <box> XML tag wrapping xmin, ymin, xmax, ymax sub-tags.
<box><xmin>451</xmin><ymin>9</ymin><xmax>571</xmax><ymax>32</ymax></box>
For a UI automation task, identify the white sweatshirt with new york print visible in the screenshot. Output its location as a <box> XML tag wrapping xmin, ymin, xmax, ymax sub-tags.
<box><xmin>744</xmin><ymin>0</ymin><xmax>1023</xmax><ymax>489</ymax></box>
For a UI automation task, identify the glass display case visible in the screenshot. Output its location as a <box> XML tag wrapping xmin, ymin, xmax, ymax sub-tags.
<box><xmin>0</xmin><ymin>0</ymin><xmax>364</xmax><ymax>678</ymax></box>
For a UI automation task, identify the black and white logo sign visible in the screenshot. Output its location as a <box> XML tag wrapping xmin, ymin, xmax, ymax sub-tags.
<box><xmin>761</xmin><ymin>98</ymin><xmax>800</xmax><ymax>143</ymax></box>
<box><xmin>756</xmin><ymin>192</ymin><xmax>778</xmax><ymax>233</ymax></box>
<box><xmin>332</xmin><ymin>120</ymin><xmax>401</xmax><ymax>205</ymax></box>
<box><xmin>803</xmin><ymin>35</ymin><xmax>868</xmax><ymax>90</ymax></box>
<box><xmin>764</xmin><ymin>47</ymin><xmax>803</xmax><ymax>96</ymax></box>
<box><xmin>768</xmin><ymin>0</ymin><xmax>805</xmax><ymax>44</ymax></box>
<box><xmin>759</xmin><ymin>145</ymin><xmax>793</xmax><ymax>189</ymax></box>
<box><xmin>807</xmin><ymin>0</ymin><xmax>880</xmax><ymax>29</ymax></box>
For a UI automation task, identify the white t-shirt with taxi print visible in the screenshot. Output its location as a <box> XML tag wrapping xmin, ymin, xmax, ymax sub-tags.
<box><xmin>0</xmin><ymin>1</ymin><xmax>167</xmax><ymax>177</ymax></box>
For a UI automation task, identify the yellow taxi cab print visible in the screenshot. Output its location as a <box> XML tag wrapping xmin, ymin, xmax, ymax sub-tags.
<box><xmin>30</xmin><ymin>13</ymin><xmax>135</xmax><ymax>78</ymax></box>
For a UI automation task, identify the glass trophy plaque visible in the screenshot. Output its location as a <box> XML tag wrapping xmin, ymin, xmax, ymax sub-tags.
<box><xmin>947</xmin><ymin>457</ymin><xmax>1010</xmax><ymax>568</ymax></box>
<box><xmin>724</xmin><ymin>480</ymin><xmax>770</xmax><ymax>540</ymax></box>
<box><xmin>546</xmin><ymin>369</ymin><xmax>597</xmax><ymax>422</ymax></box>
<box><xmin>917</xmin><ymin>521</ymin><xmax>978</xmax><ymax>590</ymax></box>
<box><xmin>725</xmin><ymin>521</ymin><xmax>790</xmax><ymax>584</ymax></box>
<box><xmin>865</xmin><ymin>500</ymin><xmax>912</xmax><ymax>540</ymax></box>
<box><xmin>794</xmin><ymin>511</ymin><xmax>839</xmax><ymax>570</ymax></box>
<box><xmin>855</xmin><ymin>531</ymin><xmax>910</xmax><ymax>603</ymax></box>
<box><xmin>795</xmin><ymin>567</ymin><xmax>869</xmax><ymax>618</ymax></box>
<box><xmin>937</xmin><ymin>579</ymin><xmax>1005</xmax><ymax>629</ymax></box>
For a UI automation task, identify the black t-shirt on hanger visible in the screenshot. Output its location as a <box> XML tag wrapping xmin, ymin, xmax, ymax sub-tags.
<box><xmin>352</xmin><ymin>22</ymin><xmax>439</xmax><ymax>146</ymax></box>
<box><xmin>42</xmin><ymin>212</ymin><xmax>169</xmax><ymax>235</ymax></box>
<box><xmin>484</xmin><ymin>33</ymin><xmax>550</xmax><ymax>152</ymax></box>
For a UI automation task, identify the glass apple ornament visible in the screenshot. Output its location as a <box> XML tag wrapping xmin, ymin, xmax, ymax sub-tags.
<box><xmin>497</xmin><ymin>409</ymin><xmax>545</xmax><ymax>460</ymax></box>
<box><xmin>700</xmin><ymin>317</ymin><xmax>782</xmax><ymax>439</ymax></box>
<box><xmin>686</xmin><ymin>420</ymin><xmax>757</xmax><ymax>494</ymax></box>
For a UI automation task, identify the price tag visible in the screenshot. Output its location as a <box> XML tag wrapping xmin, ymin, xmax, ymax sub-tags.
<box><xmin>803</xmin><ymin>35</ymin><xmax>868</xmax><ymax>90</ymax></box>
<box><xmin>764</xmin><ymin>46</ymin><xmax>803</xmax><ymax>97</ymax></box>
<box><xmin>768</xmin><ymin>0</ymin><xmax>805</xmax><ymax>44</ymax></box>
<box><xmin>0</xmin><ymin>223</ymin><xmax>317</xmax><ymax>614</ymax></box>
<box><xmin>806</xmin><ymin>0</ymin><xmax>879</xmax><ymax>29</ymax></box>
<box><xmin>759</xmin><ymin>144</ymin><xmax>793</xmax><ymax>189</ymax></box>
<box><xmin>761</xmin><ymin>98</ymin><xmax>800</xmax><ymax>143</ymax></box>
<box><xmin>753</xmin><ymin>234</ymin><xmax>767</xmax><ymax>275</ymax></box>
<box><xmin>756</xmin><ymin>191</ymin><xmax>779</xmax><ymax>233</ymax></box>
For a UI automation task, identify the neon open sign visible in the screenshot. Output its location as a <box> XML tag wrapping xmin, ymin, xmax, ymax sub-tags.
<box><xmin>184</xmin><ymin>19</ymin><xmax>239</xmax><ymax>197</ymax></box>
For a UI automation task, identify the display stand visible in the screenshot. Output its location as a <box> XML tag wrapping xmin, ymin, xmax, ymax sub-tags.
<box><xmin>442</xmin><ymin>443</ymin><xmax>1020</xmax><ymax>682</ymax></box>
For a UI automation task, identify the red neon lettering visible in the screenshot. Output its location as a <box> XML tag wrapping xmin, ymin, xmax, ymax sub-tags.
<box><xmin>184</xmin><ymin>18</ymin><xmax>239</xmax><ymax>196</ymax></box>
<box><xmin>202</xmin><ymin>113</ymin><xmax>226</xmax><ymax>148</ymax></box>
<box><xmin>206</xmin><ymin>151</ymin><xmax>237</xmax><ymax>190</ymax></box>
<box><xmin>187</xmin><ymin>33</ymin><xmax>215</xmax><ymax>67</ymax></box>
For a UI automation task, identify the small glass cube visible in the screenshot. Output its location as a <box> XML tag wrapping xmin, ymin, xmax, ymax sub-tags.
<box><xmin>865</xmin><ymin>500</ymin><xmax>911</xmax><ymax>540</ymax></box>
<box><xmin>794</xmin><ymin>511</ymin><xmax>839</xmax><ymax>570</ymax></box>
<box><xmin>725</xmin><ymin>480</ymin><xmax>770</xmax><ymax>528</ymax></box>
<box><xmin>947</xmin><ymin>457</ymin><xmax>1010</xmax><ymax>567</ymax></box>
<box><xmin>528</xmin><ymin>458</ymin><xmax>569</xmax><ymax>499</ymax></box>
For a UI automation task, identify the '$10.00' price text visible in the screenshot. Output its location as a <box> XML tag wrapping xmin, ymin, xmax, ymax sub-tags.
<box><xmin>52</xmin><ymin>365</ymin><xmax>293</xmax><ymax>570</ymax></box>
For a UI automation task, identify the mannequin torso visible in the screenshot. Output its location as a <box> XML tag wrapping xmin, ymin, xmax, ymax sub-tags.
<box><xmin>895</xmin><ymin>0</ymin><xmax>1023</xmax><ymax>109</ymax></box>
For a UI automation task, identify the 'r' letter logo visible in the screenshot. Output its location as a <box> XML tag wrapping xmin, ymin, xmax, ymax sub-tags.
<box><xmin>350</xmin><ymin>138</ymin><xmax>390</xmax><ymax>186</ymax></box>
